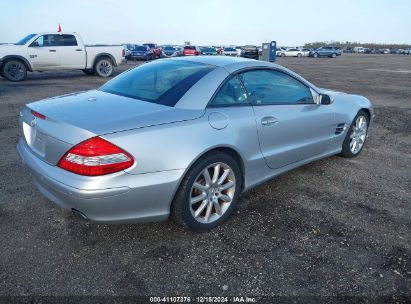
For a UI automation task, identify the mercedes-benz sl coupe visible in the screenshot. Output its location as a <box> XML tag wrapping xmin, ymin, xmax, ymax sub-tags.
<box><xmin>17</xmin><ymin>56</ymin><xmax>373</xmax><ymax>231</ymax></box>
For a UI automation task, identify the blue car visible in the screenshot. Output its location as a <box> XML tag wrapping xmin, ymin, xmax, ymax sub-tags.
<box><xmin>201</xmin><ymin>47</ymin><xmax>218</xmax><ymax>56</ymax></box>
<box><xmin>309</xmin><ymin>46</ymin><xmax>342</xmax><ymax>58</ymax></box>
<box><xmin>129</xmin><ymin>45</ymin><xmax>153</xmax><ymax>61</ymax></box>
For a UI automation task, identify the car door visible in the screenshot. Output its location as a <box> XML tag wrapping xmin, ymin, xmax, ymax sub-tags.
<box><xmin>57</xmin><ymin>34</ymin><xmax>86</xmax><ymax>69</ymax></box>
<box><xmin>239</xmin><ymin>69</ymin><xmax>335</xmax><ymax>169</ymax></box>
<box><xmin>28</xmin><ymin>34</ymin><xmax>61</xmax><ymax>69</ymax></box>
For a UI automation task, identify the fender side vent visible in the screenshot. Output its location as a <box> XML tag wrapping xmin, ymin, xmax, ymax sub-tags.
<box><xmin>335</xmin><ymin>123</ymin><xmax>347</xmax><ymax>135</ymax></box>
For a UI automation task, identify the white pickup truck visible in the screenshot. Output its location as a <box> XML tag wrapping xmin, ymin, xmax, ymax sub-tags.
<box><xmin>0</xmin><ymin>32</ymin><xmax>126</xmax><ymax>81</ymax></box>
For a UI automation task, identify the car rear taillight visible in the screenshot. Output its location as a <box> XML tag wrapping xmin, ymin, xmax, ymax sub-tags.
<box><xmin>58</xmin><ymin>137</ymin><xmax>134</xmax><ymax>176</ymax></box>
<box><xmin>31</xmin><ymin>110</ymin><xmax>46</xmax><ymax>120</ymax></box>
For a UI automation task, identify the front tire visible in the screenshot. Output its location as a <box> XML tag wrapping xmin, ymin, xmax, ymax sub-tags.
<box><xmin>1</xmin><ymin>60</ymin><xmax>27</xmax><ymax>82</ymax></box>
<box><xmin>340</xmin><ymin>110</ymin><xmax>370</xmax><ymax>158</ymax></box>
<box><xmin>313</xmin><ymin>53</ymin><xmax>319</xmax><ymax>58</ymax></box>
<box><xmin>297</xmin><ymin>53</ymin><xmax>302</xmax><ymax>58</ymax></box>
<box><xmin>171</xmin><ymin>152</ymin><xmax>242</xmax><ymax>231</ymax></box>
<box><xmin>331</xmin><ymin>53</ymin><xmax>337</xmax><ymax>58</ymax></box>
<box><xmin>94</xmin><ymin>57</ymin><xmax>114</xmax><ymax>77</ymax></box>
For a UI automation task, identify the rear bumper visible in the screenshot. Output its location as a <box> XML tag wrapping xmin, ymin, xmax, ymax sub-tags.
<box><xmin>17</xmin><ymin>138</ymin><xmax>184</xmax><ymax>224</ymax></box>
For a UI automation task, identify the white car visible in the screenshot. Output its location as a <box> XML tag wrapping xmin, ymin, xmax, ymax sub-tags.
<box><xmin>276</xmin><ymin>47</ymin><xmax>287</xmax><ymax>56</ymax></box>
<box><xmin>222</xmin><ymin>47</ymin><xmax>238</xmax><ymax>56</ymax></box>
<box><xmin>278</xmin><ymin>48</ymin><xmax>305</xmax><ymax>57</ymax></box>
<box><xmin>0</xmin><ymin>32</ymin><xmax>126</xmax><ymax>81</ymax></box>
<box><xmin>353</xmin><ymin>47</ymin><xmax>365</xmax><ymax>53</ymax></box>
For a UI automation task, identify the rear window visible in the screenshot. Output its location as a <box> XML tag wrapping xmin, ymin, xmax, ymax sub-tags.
<box><xmin>224</xmin><ymin>48</ymin><xmax>236</xmax><ymax>51</ymax></box>
<box><xmin>184</xmin><ymin>46</ymin><xmax>196</xmax><ymax>50</ymax></box>
<box><xmin>134</xmin><ymin>46</ymin><xmax>147</xmax><ymax>51</ymax></box>
<box><xmin>100</xmin><ymin>60</ymin><xmax>215</xmax><ymax>107</ymax></box>
<box><xmin>60</xmin><ymin>34</ymin><xmax>78</xmax><ymax>46</ymax></box>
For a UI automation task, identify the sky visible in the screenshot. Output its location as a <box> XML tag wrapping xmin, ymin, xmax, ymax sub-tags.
<box><xmin>1</xmin><ymin>0</ymin><xmax>410</xmax><ymax>46</ymax></box>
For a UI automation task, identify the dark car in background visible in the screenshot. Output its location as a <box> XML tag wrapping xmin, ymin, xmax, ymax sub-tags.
<box><xmin>183</xmin><ymin>46</ymin><xmax>201</xmax><ymax>56</ymax></box>
<box><xmin>161</xmin><ymin>46</ymin><xmax>181</xmax><ymax>57</ymax></box>
<box><xmin>239</xmin><ymin>45</ymin><xmax>259</xmax><ymax>60</ymax></box>
<box><xmin>129</xmin><ymin>45</ymin><xmax>153</xmax><ymax>61</ymax></box>
<box><xmin>309</xmin><ymin>46</ymin><xmax>342</xmax><ymax>58</ymax></box>
<box><xmin>143</xmin><ymin>43</ymin><xmax>162</xmax><ymax>59</ymax></box>
<box><xmin>201</xmin><ymin>47</ymin><xmax>218</xmax><ymax>55</ymax></box>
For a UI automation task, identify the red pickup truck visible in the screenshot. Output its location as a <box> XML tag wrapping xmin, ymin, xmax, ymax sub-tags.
<box><xmin>143</xmin><ymin>43</ymin><xmax>161</xmax><ymax>59</ymax></box>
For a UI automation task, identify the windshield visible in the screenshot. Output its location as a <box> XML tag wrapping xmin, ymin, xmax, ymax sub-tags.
<box><xmin>15</xmin><ymin>34</ymin><xmax>36</xmax><ymax>45</ymax></box>
<box><xmin>164</xmin><ymin>46</ymin><xmax>176</xmax><ymax>51</ymax></box>
<box><xmin>203</xmin><ymin>48</ymin><xmax>215</xmax><ymax>52</ymax></box>
<box><xmin>224</xmin><ymin>48</ymin><xmax>235</xmax><ymax>51</ymax></box>
<box><xmin>100</xmin><ymin>60</ymin><xmax>215</xmax><ymax>107</ymax></box>
<box><xmin>184</xmin><ymin>46</ymin><xmax>196</xmax><ymax>50</ymax></box>
<box><xmin>134</xmin><ymin>46</ymin><xmax>148</xmax><ymax>51</ymax></box>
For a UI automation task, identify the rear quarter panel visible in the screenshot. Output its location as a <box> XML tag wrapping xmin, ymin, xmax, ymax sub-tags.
<box><xmin>85</xmin><ymin>46</ymin><xmax>124</xmax><ymax>68</ymax></box>
<box><xmin>102</xmin><ymin>107</ymin><xmax>269</xmax><ymax>189</ymax></box>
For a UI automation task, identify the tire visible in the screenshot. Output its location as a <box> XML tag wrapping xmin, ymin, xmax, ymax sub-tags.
<box><xmin>313</xmin><ymin>53</ymin><xmax>319</xmax><ymax>58</ymax></box>
<box><xmin>1</xmin><ymin>60</ymin><xmax>27</xmax><ymax>82</ymax></box>
<box><xmin>297</xmin><ymin>53</ymin><xmax>302</xmax><ymax>58</ymax></box>
<box><xmin>340</xmin><ymin>110</ymin><xmax>370</xmax><ymax>158</ymax></box>
<box><xmin>82</xmin><ymin>69</ymin><xmax>95</xmax><ymax>75</ymax></box>
<box><xmin>93</xmin><ymin>57</ymin><xmax>114</xmax><ymax>77</ymax></box>
<box><xmin>331</xmin><ymin>53</ymin><xmax>337</xmax><ymax>58</ymax></box>
<box><xmin>171</xmin><ymin>152</ymin><xmax>242</xmax><ymax>231</ymax></box>
<box><xmin>281</xmin><ymin>53</ymin><xmax>285</xmax><ymax>57</ymax></box>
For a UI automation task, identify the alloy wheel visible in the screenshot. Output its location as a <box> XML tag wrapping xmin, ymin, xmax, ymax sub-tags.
<box><xmin>5</xmin><ymin>62</ymin><xmax>26</xmax><ymax>81</ymax></box>
<box><xmin>349</xmin><ymin>115</ymin><xmax>368</xmax><ymax>154</ymax></box>
<box><xmin>189</xmin><ymin>162</ymin><xmax>236</xmax><ymax>224</ymax></box>
<box><xmin>97</xmin><ymin>60</ymin><xmax>113</xmax><ymax>76</ymax></box>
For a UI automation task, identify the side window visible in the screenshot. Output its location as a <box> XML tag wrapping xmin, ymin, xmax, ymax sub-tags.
<box><xmin>33</xmin><ymin>34</ymin><xmax>59</xmax><ymax>47</ymax></box>
<box><xmin>211</xmin><ymin>76</ymin><xmax>248</xmax><ymax>106</ymax></box>
<box><xmin>60</xmin><ymin>34</ymin><xmax>78</xmax><ymax>46</ymax></box>
<box><xmin>239</xmin><ymin>70</ymin><xmax>314</xmax><ymax>105</ymax></box>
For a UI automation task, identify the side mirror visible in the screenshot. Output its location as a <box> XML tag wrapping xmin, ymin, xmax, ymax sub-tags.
<box><xmin>30</xmin><ymin>41</ymin><xmax>39</xmax><ymax>47</ymax></box>
<box><xmin>320</xmin><ymin>94</ymin><xmax>332</xmax><ymax>105</ymax></box>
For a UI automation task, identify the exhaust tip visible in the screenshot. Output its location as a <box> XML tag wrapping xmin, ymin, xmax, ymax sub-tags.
<box><xmin>71</xmin><ymin>208</ymin><xmax>88</xmax><ymax>220</ymax></box>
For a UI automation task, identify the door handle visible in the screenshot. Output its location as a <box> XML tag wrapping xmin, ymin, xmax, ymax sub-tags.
<box><xmin>75</xmin><ymin>49</ymin><xmax>83</xmax><ymax>51</ymax></box>
<box><xmin>261</xmin><ymin>116</ymin><xmax>279</xmax><ymax>126</ymax></box>
<box><xmin>49</xmin><ymin>50</ymin><xmax>56</xmax><ymax>52</ymax></box>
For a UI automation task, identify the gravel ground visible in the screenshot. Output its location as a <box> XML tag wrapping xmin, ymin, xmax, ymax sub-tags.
<box><xmin>0</xmin><ymin>54</ymin><xmax>410</xmax><ymax>301</ymax></box>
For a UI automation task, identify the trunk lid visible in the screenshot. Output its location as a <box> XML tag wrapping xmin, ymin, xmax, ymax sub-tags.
<box><xmin>22</xmin><ymin>90</ymin><xmax>204</xmax><ymax>165</ymax></box>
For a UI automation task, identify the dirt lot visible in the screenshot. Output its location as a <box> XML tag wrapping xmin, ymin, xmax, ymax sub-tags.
<box><xmin>0</xmin><ymin>55</ymin><xmax>410</xmax><ymax>301</ymax></box>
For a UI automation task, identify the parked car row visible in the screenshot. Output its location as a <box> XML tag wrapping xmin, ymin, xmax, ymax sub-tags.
<box><xmin>123</xmin><ymin>44</ymin><xmax>260</xmax><ymax>60</ymax></box>
<box><xmin>344</xmin><ymin>47</ymin><xmax>411</xmax><ymax>54</ymax></box>
<box><xmin>276</xmin><ymin>46</ymin><xmax>342</xmax><ymax>58</ymax></box>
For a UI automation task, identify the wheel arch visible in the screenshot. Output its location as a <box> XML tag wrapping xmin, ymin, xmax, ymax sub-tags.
<box><xmin>92</xmin><ymin>53</ymin><xmax>117</xmax><ymax>67</ymax></box>
<box><xmin>168</xmin><ymin>144</ymin><xmax>246</xmax><ymax>217</ymax></box>
<box><xmin>359</xmin><ymin>108</ymin><xmax>371</xmax><ymax>119</ymax></box>
<box><xmin>1</xmin><ymin>55</ymin><xmax>33</xmax><ymax>72</ymax></box>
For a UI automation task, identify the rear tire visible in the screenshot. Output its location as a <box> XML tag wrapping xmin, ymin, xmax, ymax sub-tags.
<box><xmin>340</xmin><ymin>110</ymin><xmax>370</xmax><ymax>158</ymax></box>
<box><xmin>297</xmin><ymin>53</ymin><xmax>302</xmax><ymax>58</ymax></box>
<box><xmin>1</xmin><ymin>60</ymin><xmax>27</xmax><ymax>82</ymax></box>
<box><xmin>171</xmin><ymin>152</ymin><xmax>242</xmax><ymax>231</ymax></box>
<box><xmin>93</xmin><ymin>57</ymin><xmax>114</xmax><ymax>77</ymax></box>
<box><xmin>313</xmin><ymin>53</ymin><xmax>319</xmax><ymax>58</ymax></box>
<box><xmin>331</xmin><ymin>53</ymin><xmax>337</xmax><ymax>58</ymax></box>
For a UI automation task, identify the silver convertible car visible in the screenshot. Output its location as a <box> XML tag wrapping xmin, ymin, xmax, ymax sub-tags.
<box><xmin>17</xmin><ymin>56</ymin><xmax>373</xmax><ymax>231</ymax></box>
